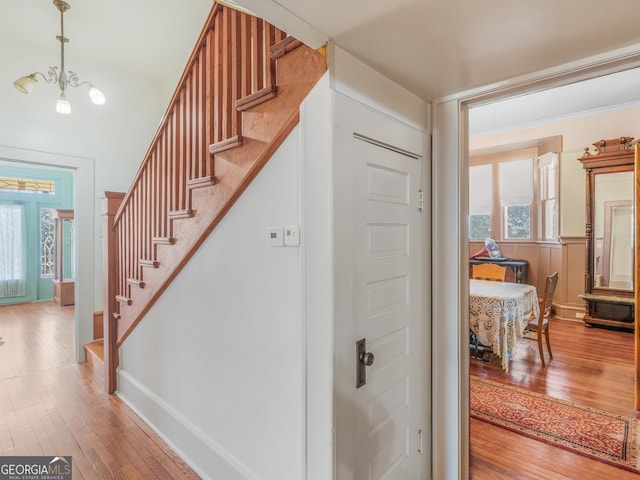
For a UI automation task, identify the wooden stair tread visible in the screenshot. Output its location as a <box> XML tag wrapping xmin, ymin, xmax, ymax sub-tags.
<box><xmin>140</xmin><ymin>259</ymin><xmax>159</xmax><ymax>268</ymax></box>
<box><xmin>209</xmin><ymin>135</ymin><xmax>243</xmax><ymax>155</ymax></box>
<box><xmin>271</xmin><ymin>36</ymin><xmax>302</xmax><ymax>59</ymax></box>
<box><xmin>127</xmin><ymin>278</ymin><xmax>146</xmax><ymax>289</ymax></box>
<box><xmin>85</xmin><ymin>338</ymin><xmax>104</xmax><ymax>359</ymax></box>
<box><xmin>84</xmin><ymin>339</ymin><xmax>104</xmax><ymax>378</ymax></box>
<box><xmin>169</xmin><ymin>209</ymin><xmax>194</xmax><ymax>219</ymax></box>
<box><xmin>153</xmin><ymin>236</ymin><xmax>176</xmax><ymax>245</ymax></box>
<box><xmin>116</xmin><ymin>295</ymin><xmax>132</xmax><ymax>305</ymax></box>
<box><xmin>186</xmin><ymin>176</ymin><xmax>217</xmax><ymax>190</ymax></box>
<box><xmin>236</xmin><ymin>85</ymin><xmax>278</xmax><ymax>111</ymax></box>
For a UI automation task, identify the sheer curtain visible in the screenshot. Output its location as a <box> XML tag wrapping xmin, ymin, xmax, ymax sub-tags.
<box><xmin>0</xmin><ymin>202</ymin><xmax>27</xmax><ymax>298</ymax></box>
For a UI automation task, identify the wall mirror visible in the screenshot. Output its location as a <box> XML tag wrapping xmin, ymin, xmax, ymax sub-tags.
<box><xmin>579</xmin><ymin>137</ymin><xmax>635</xmax><ymax>331</ymax></box>
<box><xmin>593</xmin><ymin>171</ymin><xmax>634</xmax><ymax>291</ymax></box>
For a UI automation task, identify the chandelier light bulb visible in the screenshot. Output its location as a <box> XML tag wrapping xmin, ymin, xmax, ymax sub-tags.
<box><xmin>56</xmin><ymin>96</ymin><xmax>71</xmax><ymax>115</ymax></box>
<box><xmin>13</xmin><ymin>75</ymin><xmax>37</xmax><ymax>94</ymax></box>
<box><xmin>89</xmin><ymin>86</ymin><xmax>106</xmax><ymax>105</ymax></box>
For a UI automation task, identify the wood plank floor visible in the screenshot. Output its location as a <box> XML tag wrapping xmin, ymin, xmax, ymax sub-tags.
<box><xmin>470</xmin><ymin>317</ymin><xmax>639</xmax><ymax>479</ymax></box>
<box><xmin>3</xmin><ymin>302</ymin><xmax>636</xmax><ymax>479</ymax></box>
<box><xmin>0</xmin><ymin>302</ymin><xmax>200</xmax><ymax>479</ymax></box>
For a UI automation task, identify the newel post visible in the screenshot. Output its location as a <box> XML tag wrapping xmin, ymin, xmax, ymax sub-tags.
<box><xmin>101</xmin><ymin>191</ymin><xmax>125</xmax><ymax>393</ymax></box>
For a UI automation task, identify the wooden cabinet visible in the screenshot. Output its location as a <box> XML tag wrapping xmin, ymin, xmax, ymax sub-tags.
<box><xmin>52</xmin><ymin>209</ymin><xmax>74</xmax><ymax>306</ymax></box>
<box><xmin>578</xmin><ymin>137</ymin><xmax>635</xmax><ymax>330</ymax></box>
<box><xmin>469</xmin><ymin>258</ymin><xmax>528</xmax><ymax>284</ymax></box>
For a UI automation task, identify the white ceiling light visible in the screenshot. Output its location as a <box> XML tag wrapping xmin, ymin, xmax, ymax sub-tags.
<box><xmin>13</xmin><ymin>0</ymin><xmax>106</xmax><ymax>115</ymax></box>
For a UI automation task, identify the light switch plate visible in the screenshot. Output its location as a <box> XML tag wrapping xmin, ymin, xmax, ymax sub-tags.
<box><xmin>284</xmin><ymin>225</ymin><xmax>300</xmax><ymax>246</ymax></box>
<box><xmin>265</xmin><ymin>227</ymin><xmax>284</xmax><ymax>246</ymax></box>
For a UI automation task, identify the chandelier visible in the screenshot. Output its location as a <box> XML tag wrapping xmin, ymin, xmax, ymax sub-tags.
<box><xmin>13</xmin><ymin>0</ymin><xmax>105</xmax><ymax>115</ymax></box>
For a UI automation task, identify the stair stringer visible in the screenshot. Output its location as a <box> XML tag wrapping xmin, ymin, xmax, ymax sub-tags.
<box><xmin>115</xmin><ymin>43</ymin><xmax>327</xmax><ymax>345</ymax></box>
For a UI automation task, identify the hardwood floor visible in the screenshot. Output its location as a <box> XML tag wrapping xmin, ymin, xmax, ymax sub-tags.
<box><xmin>0</xmin><ymin>302</ymin><xmax>200</xmax><ymax>479</ymax></box>
<box><xmin>470</xmin><ymin>317</ymin><xmax>639</xmax><ymax>479</ymax></box>
<box><xmin>3</xmin><ymin>302</ymin><xmax>635</xmax><ymax>479</ymax></box>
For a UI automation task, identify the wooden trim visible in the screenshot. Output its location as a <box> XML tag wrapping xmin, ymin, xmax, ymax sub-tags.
<box><xmin>127</xmin><ymin>278</ymin><xmax>146</xmax><ymax>289</ymax></box>
<box><xmin>168</xmin><ymin>209</ymin><xmax>193</xmax><ymax>219</ymax></box>
<box><xmin>270</xmin><ymin>36</ymin><xmax>302</xmax><ymax>59</ymax></box>
<box><xmin>93</xmin><ymin>311</ymin><xmax>103</xmax><ymax>341</ymax></box>
<box><xmin>140</xmin><ymin>259</ymin><xmax>160</xmax><ymax>268</ymax></box>
<box><xmin>209</xmin><ymin>135</ymin><xmax>243</xmax><ymax>154</ymax></box>
<box><xmin>186</xmin><ymin>176</ymin><xmax>216</xmax><ymax>189</ymax></box>
<box><xmin>101</xmin><ymin>191</ymin><xmax>125</xmax><ymax>394</ymax></box>
<box><xmin>153</xmin><ymin>236</ymin><xmax>177</xmax><ymax>245</ymax></box>
<box><xmin>235</xmin><ymin>85</ymin><xmax>278</xmax><ymax>111</ymax></box>
<box><xmin>116</xmin><ymin>295</ymin><xmax>132</xmax><ymax>306</ymax></box>
<box><xmin>635</xmin><ymin>142</ymin><xmax>640</xmax><ymax>409</ymax></box>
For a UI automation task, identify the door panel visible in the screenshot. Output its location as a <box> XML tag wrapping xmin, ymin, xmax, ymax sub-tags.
<box><xmin>353</xmin><ymin>137</ymin><xmax>420</xmax><ymax>479</ymax></box>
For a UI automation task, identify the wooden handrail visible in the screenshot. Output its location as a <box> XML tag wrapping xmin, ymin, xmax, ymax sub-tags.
<box><xmin>102</xmin><ymin>2</ymin><xmax>326</xmax><ymax>393</ymax></box>
<box><xmin>110</xmin><ymin>4</ymin><xmax>284</xmax><ymax>333</ymax></box>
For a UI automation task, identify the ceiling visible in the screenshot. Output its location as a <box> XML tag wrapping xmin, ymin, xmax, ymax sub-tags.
<box><xmin>240</xmin><ymin>0</ymin><xmax>640</xmax><ymax>100</ymax></box>
<box><xmin>0</xmin><ymin>0</ymin><xmax>214</xmax><ymax>83</ymax></box>
<box><xmin>3</xmin><ymin>0</ymin><xmax>640</xmax><ymax>129</ymax></box>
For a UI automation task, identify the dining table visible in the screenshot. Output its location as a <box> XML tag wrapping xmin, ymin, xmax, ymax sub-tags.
<box><xmin>469</xmin><ymin>279</ymin><xmax>540</xmax><ymax>371</ymax></box>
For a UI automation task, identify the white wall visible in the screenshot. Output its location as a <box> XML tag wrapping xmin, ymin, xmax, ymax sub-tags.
<box><xmin>118</xmin><ymin>128</ymin><xmax>306</xmax><ymax>480</ymax></box>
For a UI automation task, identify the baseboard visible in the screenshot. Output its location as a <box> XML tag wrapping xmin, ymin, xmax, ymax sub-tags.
<box><xmin>117</xmin><ymin>370</ymin><xmax>263</xmax><ymax>480</ymax></box>
<box><xmin>552</xmin><ymin>301</ymin><xmax>585</xmax><ymax>323</ymax></box>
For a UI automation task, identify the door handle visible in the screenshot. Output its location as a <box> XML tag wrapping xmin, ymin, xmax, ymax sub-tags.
<box><xmin>360</xmin><ymin>351</ymin><xmax>375</xmax><ymax>366</ymax></box>
<box><xmin>356</xmin><ymin>338</ymin><xmax>374</xmax><ymax>388</ymax></box>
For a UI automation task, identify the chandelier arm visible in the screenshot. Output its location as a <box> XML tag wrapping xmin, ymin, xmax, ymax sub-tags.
<box><xmin>66</xmin><ymin>71</ymin><xmax>81</xmax><ymax>88</ymax></box>
<box><xmin>31</xmin><ymin>68</ymin><xmax>59</xmax><ymax>85</ymax></box>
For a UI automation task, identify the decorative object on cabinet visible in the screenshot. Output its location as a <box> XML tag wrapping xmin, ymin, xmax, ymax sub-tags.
<box><xmin>578</xmin><ymin>137</ymin><xmax>634</xmax><ymax>330</ymax></box>
<box><xmin>469</xmin><ymin>258</ymin><xmax>528</xmax><ymax>284</ymax></box>
<box><xmin>53</xmin><ymin>209</ymin><xmax>74</xmax><ymax>306</ymax></box>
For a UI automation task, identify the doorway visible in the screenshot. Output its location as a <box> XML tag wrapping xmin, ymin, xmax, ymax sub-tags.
<box><xmin>430</xmin><ymin>55</ymin><xmax>640</xmax><ymax>479</ymax></box>
<box><xmin>0</xmin><ymin>146</ymin><xmax>95</xmax><ymax>363</ymax></box>
<box><xmin>0</xmin><ymin>163</ymin><xmax>74</xmax><ymax>305</ymax></box>
<box><xmin>464</xmin><ymin>68</ymin><xmax>640</xmax><ymax>474</ymax></box>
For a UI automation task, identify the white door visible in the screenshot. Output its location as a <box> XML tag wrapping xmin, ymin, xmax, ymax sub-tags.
<box><xmin>352</xmin><ymin>135</ymin><xmax>422</xmax><ymax>479</ymax></box>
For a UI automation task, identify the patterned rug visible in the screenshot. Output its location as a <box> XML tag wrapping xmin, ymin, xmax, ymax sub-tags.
<box><xmin>470</xmin><ymin>376</ymin><xmax>640</xmax><ymax>473</ymax></box>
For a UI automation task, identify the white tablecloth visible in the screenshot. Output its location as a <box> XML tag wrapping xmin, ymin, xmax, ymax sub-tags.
<box><xmin>469</xmin><ymin>279</ymin><xmax>540</xmax><ymax>371</ymax></box>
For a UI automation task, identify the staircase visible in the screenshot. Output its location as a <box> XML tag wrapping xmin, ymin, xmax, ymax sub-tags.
<box><xmin>87</xmin><ymin>3</ymin><xmax>326</xmax><ymax>392</ymax></box>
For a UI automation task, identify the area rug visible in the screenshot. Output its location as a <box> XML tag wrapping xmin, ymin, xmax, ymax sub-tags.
<box><xmin>470</xmin><ymin>375</ymin><xmax>640</xmax><ymax>474</ymax></box>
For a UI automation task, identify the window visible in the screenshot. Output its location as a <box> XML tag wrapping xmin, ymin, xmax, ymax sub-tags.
<box><xmin>0</xmin><ymin>203</ymin><xmax>27</xmax><ymax>298</ymax></box>
<box><xmin>40</xmin><ymin>208</ymin><xmax>55</xmax><ymax>278</ymax></box>
<box><xmin>499</xmin><ymin>158</ymin><xmax>533</xmax><ymax>240</ymax></box>
<box><xmin>0</xmin><ymin>176</ymin><xmax>54</xmax><ymax>194</ymax></box>
<box><xmin>469</xmin><ymin>164</ymin><xmax>492</xmax><ymax>239</ymax></box>
<box><xmin>469</xmin><ymin>149</ymin><xmax>558</xmax><ymax>242</ymax></box>
<box><xmin>539</xmin><ymin>152</ymin><xmax>559</xmax><ymax>240</ymax></box>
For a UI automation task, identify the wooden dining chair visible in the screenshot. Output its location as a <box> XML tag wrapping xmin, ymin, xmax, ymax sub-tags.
<box><xmin>525</xmin><ymin>271</ymin><xmax>559</xmax><ymax>367</ymax></box>
<box><xmin>471</xmin><ymin>263</ymin><xmax>507</xmax><ymax>282</ymax></box>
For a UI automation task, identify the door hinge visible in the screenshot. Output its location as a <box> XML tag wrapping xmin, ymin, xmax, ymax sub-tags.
<box><xmin>418</xmin><ymin>189</ymin><xmax>424</xmax><ymax>212</ymax></box>
<box><xmin>418</xmin><ymin>429</ymin><xmax>423</xmax><ymax>454</ymax></box>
